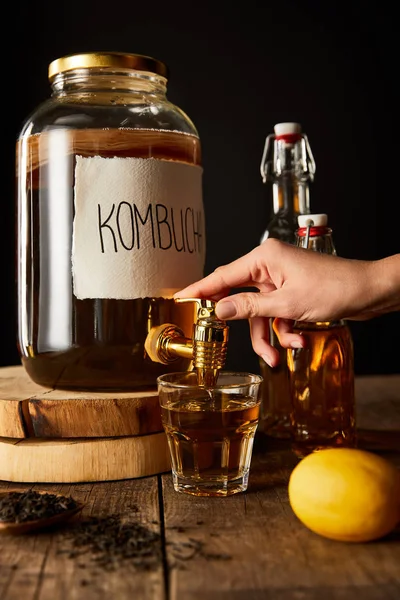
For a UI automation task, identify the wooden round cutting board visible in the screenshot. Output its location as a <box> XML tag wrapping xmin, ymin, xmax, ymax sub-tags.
<box><xmin>0</xmin><ymin>365</ymin><xmax>162</xmax><ymax>438</ymax></box>
<box><xmin>0</xmin><ymin>433</ymin><xmax>171</xmax><ymax>482</ymax></box>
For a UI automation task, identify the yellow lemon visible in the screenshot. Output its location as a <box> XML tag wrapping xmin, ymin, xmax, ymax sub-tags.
<box><xmin>288</xmin><ymin>448</ymin><xmax>400</xmax><ymax>542</ymax></box>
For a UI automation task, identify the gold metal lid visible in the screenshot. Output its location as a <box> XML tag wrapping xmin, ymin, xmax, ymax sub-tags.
<box><xmin>48</xmin><ymin>52</ymin><xmax>168</xmax><ymax>80</ymax></box>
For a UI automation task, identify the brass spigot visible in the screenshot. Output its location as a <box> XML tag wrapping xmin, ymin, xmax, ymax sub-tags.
<box><xmin>144</xmin><ymin>298</ymin><xmax>229</xmax><ymax>387</ymax></box>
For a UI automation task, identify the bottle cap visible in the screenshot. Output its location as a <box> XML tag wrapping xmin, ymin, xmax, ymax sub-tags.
<box><xmin>298</xmin><ymin>214</ymin><xmax>328</xmax><ymax>228</ymax></box>
<box><xmin>274</xmin><ymin>122</ymin><xmax>302</xmax><ymax>136</ymax></box>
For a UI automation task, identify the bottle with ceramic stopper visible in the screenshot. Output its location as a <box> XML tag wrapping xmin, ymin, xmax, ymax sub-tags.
<box><xmin>287</xmin><ymin>213</ymin><xmax>357</xmax><ymax>457</ymax></box>
<box><xmin>258</xmin><ymin>122</ymin><xmax>316</xmax><ymax>437</ymax></box>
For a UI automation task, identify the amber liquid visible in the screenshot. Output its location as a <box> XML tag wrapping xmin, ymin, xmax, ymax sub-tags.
<box><xmin>287</xmin><ymin>321</ymin><xmax>356</xmax><ymax>458</ymax></box>
<box><xmin>161</xmin><ymin>395</ymin><xmax>260</xmax><ymax>496</ymax></box>
<box><xmin>259</xmin><ymin>324</ymin><xmax>292</xmax><ymax>437</ymax></box>
<box><xmin>17</xmin><ymin>128</ymin><xmax>201</xmax><ymax>390</ymax></box>
<box><xmin>258</xmin><ymin>205</ymin><xmax>300</xmax><ymax>439</ymax></box>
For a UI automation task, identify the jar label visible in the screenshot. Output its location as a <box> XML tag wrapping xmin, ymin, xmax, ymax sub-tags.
<box><xmin>72</xmin><ymin>156</ymin><xmax>205</xmax><ymax>299</ymax></box>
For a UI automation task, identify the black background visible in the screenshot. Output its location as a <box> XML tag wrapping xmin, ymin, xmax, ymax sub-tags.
<box><xmin>3</xmin><ymin>0</ymin><xmax>399</xmax><ymax>376</ymax></box>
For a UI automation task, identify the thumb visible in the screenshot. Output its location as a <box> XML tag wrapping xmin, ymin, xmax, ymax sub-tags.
<box><xmin>215</xmin><ymin>288</ymin><xmax>294</xmax><ymax>321</ymax></box>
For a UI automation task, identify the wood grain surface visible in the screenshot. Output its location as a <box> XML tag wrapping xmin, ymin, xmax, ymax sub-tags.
<box><xmin>0</xmin><ymin>433</ymin><xmax>171</xmax><ymax>483</ymax></box>
<box><xmin>0</xmin><ymin>374</ymin><xmax>399</xmax><ymax>600</ymax></box>
<box><xmin>162</xmin><ymin>447</ymin><xmax>400</xmax><ymax>600</ymax></box>
<box><xmin>0</xmin><ymin>479</ymin><xmax>165</xmax><ymax>600</ymax></box>
<box><xmin>0</xmin><ymin>366</ymin><xmax>162</xmax><ymax>438</ymax></box>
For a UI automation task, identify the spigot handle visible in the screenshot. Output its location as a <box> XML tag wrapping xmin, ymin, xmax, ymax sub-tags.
<box><xmin>174</xmin><ymin>298</ymin><xmax>217</xmax><ymax>319</ymax></box>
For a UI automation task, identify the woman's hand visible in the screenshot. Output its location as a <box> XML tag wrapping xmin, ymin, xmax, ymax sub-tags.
<box><xmin>175</xmin><ymin>239</ymin><xmax>399</xmax><ymax>367</ymax></box>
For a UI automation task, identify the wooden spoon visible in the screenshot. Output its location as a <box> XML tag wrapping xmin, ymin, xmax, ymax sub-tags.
<box><xmin>0</xmin><ymin>492</ymin><xmax>84</xmax><ymax>535</ymax></box>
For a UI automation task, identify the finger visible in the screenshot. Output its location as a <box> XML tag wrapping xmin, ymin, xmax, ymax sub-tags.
<box><xmin>273</xmin><ymin>317</ymin><xmax>305</xmax><ymax>349</ymax></box>
<box><xmin>174</xmin><ymin>247</ymin><xmax>269</xmax><ymax>300</ymax></box>
<box><xmin>249</xmin><ymin>316</ymin><xmax>280</xmax><ymax>367</ymax></box>
<box><xmin>174</xmin><ymin>270</ymin><xmax>231</xmax><ymax>300</ymax></box>
<box><xmin>215</xmin><ymin>288</ymin><xmax>293</xmax><ymax>321</ymax></box>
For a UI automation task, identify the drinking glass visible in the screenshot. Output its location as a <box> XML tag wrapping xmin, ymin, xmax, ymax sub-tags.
<box><xmin>157</xmin><ymin>371</ymin><xmax>262</xmax><ymax>497</ymax></box>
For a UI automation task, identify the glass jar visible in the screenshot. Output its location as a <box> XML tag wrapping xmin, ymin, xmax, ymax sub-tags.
<box><xmin>16</xmin><ymin>52</ymin><xmax>205</xmax><ymax>390</ymax></box>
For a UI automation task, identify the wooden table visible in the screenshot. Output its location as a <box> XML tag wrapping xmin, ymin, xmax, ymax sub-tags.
<box><xmin>1</xmin><ymin>374</ymin><xmax>399</xmax><ymax>600</ymax></box>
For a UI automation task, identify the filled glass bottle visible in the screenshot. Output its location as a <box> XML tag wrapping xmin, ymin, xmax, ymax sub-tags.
<box><xmin>16</xmin><ymin>52</ymin><xmax>204</xmax><ymax>390</ymax></box>
<box><xmin>287</xmin><ymin>214</ymin><xmax>357</xmax><ymax>458</ymax></box>
<box><xmin>258</xmin><ymin>122</ymin><xmax>315</xmax><ymax>437</ymax></box>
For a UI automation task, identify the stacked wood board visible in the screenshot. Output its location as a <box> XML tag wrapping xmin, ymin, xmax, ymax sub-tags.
<box><xmin>0</xmin><ymin>365</ymin><xmax>170</xmax><ymax>482</ymax></box>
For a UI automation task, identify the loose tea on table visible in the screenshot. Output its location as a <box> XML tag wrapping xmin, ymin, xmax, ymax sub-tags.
<box><xmin>0</xmin><ymin>491</ymin><xmax>78</xmax><ymax>523</ymax></box>
<box><xmin>59</xmin><ymin>514</ymin><xmax>232</xmax><ymax>573</ymax></box>
<box><xmin>60</xmin><ymin>515</ymin><xmax>162</xmax><ymax>572</ymax></box>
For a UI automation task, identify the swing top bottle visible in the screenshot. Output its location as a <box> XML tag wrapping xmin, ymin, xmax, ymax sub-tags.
<box><xmin>258</xmin><ymin>122</ymin><xmax>316</xmax><ymax>437</ymax></box>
